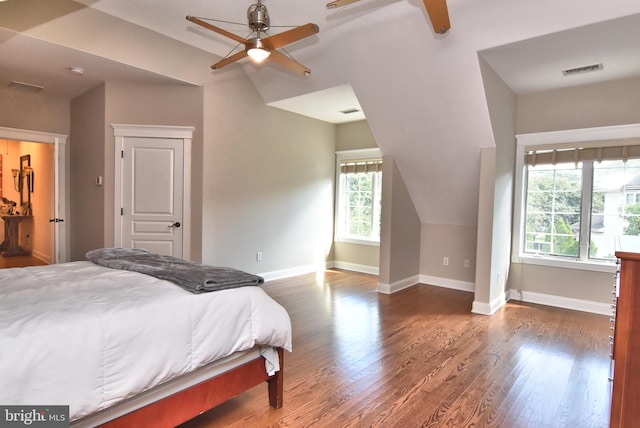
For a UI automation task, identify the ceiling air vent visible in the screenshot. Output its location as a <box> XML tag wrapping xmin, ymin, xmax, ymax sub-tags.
<box><xmin>562</xmin><ymin>63</ymin><xmax>603</xmax><ymax>76</ymax></box>
<box><xmin>340</xmin><ymin>108</ymin><xmax>360</xmax><ymax>115</ymax></box>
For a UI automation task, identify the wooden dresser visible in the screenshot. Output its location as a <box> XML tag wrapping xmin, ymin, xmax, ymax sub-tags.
<box><xmin>611</xmin><ymin>251</ymin><xmax>640</xmax><ymax>427</ymax></box>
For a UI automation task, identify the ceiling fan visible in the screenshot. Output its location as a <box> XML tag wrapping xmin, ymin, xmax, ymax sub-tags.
<box><xmin>326</xmin><ymin>0</ymin><xmax>450</xmax><ymax>34</ymax></box>
<box><xmin>186</xmin><ymin>1</ymin><xmax>319</xmax><ymax>76</ymax></box>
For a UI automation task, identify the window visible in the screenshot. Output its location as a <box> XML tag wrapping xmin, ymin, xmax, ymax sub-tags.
<box><xmin>524</xmin><ymin>159</ymin><xmax>640</xmax><ymax>262</ymax></box>
<box><xmin>335</xmin><ymin>149</ymin><xmax>382</xmax><ymax>244</ymax></box>
<box><xmin>524</xmin><ymin>163</ymin><xmax>582</xmax><ymax>258</ymax></box>
<box><xmin>515</xmin><ymin>125</ymin><xmax>640</xmax><ymax>270</ymax></box>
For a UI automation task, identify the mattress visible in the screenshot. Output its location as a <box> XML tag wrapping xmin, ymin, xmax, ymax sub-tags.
<box><xmin>0</xmin><ymin>261</ymin><xmax>292</xmax><ymax>421</ymax></box>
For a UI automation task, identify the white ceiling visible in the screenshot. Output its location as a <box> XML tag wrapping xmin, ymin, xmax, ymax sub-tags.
<box><xmin>0</xmin><ymin>27</ymin><xmax>192</xmax><ymax>99</ymax></box>
<box><xmin>479</xmin><ymin>13</ymin><xmax>640</xmax><ymax>95</ymax></box>
<box><xmin>67</xmin><ymin>0</ymin><xmax>640</xmax><ymax>101</ymax></box>
<box><xmin>267</xmin><ymin>84</ymin><xmax>364</xmax><ymax>124</ymax></box>
<box><xmin>2</xmin><ymin>0</ymin><xmax>640</xmax><ymax>226</ymax></box>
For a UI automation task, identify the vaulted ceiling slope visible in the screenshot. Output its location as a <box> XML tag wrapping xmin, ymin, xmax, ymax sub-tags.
<box><xmin>4</xmin><ymin>0</ymin><xmax>640</xmax><ymax>226</ymax></box>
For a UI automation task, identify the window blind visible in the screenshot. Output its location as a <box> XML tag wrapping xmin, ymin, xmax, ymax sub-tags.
<box><xmin>340</xmin><ymin>159</ymin><xmax>383</xmax><ymax>174</ymax></box>
<box><xmin>524</xmin><ymin>139</ymin><xmax>640</xmax><ymax>166</ymax></box>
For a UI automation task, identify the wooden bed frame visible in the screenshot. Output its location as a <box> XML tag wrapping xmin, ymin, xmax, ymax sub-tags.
<box><xmin>98</xmin><ymin>348</ymin><xmax>284</xmax><ymax>427</ymax></box>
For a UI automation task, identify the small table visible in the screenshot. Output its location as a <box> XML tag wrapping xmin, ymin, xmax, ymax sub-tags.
<box><xmin>0</xmin><ymin>215</ymin><xmax>32</xmax><ymax>257</ymax></box>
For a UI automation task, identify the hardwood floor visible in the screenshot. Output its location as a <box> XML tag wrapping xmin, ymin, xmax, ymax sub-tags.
<box><xmin>181</xmin><ymin>269</ymin><xmax>612</xmax><ymax>428</ymax></box>
<box><xmin>0</xmin><ymin>254</ymin><xmax>47</xmax><ymax>268</ymax></box>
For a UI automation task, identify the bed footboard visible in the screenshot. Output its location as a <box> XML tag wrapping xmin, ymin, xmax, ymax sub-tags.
<box><xmin>99</xmin><ymin>348</ymin><xmax>284</xmax><ymax>427</ymax></box>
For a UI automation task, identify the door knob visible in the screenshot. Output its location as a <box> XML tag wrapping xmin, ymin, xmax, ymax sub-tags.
<box><xmin>169</xmin><ymin>221</ymin><xmax>181</xmax><ymax>228</ymax></box>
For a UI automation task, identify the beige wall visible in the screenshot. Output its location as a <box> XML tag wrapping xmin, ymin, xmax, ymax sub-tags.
<box><xmin>200</xmin><ymin>69</ymin><xmax>335</xmax><ymax>275</ymax></box>
<box><xmin>334</xmin><ymin>120</ymin><xmax>380</xmax><ymax>272</ymax></box>
<box><xmin>336</xmin><ymin>120</ymin><xmax>377</xmax><ymax>151</ymax></box>
<box><xmin>472</xmin><ymin>57</ymin><xmax>518</xmax><ymax>313</ymax></box>
<box><xmin>71</xmin><ymin>82</ymin><xmax>203</xmax><ymax>262</ymax></box>
<box><xmin>516</xmin><ymin>77</ymin><xmax>640</xmax><ymax>134</ymax></box>
<box><xmin>379</xmin><ymin>156</ymin><xmax>421</xmax><ymax>289</ymax></box>
<box><xmin>69</xmin><ymin>84</ymin><xmax>105</xmax><ymax>261</ymax></box>
<box><xmin>509</xmin><ymin>263</ymin><xmax>612</xmax><ymax>303</ymax></box>
<box><xmin>104</xmin><ymin>82</ymin><xmax>204</xmax><ymax>261</ymax></box>
<box><xmin>420</xmin><ymin>223</ymin><xmax>477</xmax><ymax>283</ymax></box>
<box><xmin>0</xmin><ymin>85</ymin><xmax>70</xmax><ymax>136</ymax></box>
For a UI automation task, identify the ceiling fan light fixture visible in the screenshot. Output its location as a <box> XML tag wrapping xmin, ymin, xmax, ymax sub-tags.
<box><xmin>247</xmin><ymin>38</ymin><xmax>271</xmax><ymax>63</ymax></box>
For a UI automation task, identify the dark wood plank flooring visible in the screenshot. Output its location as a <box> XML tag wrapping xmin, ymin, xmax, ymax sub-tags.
<box><xmin>181</xmin><ymin>269</ymin><xmax>612</xmax><ymax>428</ymax></box>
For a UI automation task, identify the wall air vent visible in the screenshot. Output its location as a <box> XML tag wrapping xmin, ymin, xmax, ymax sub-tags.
<box><xmin>9</xmin><ymin>80</ymin><xmax>44</xmax><ymax>91</ymax></box>
<box><xmin>340</xmin><ymin>108</ymin><xmax>360</xmax><ymax>114</ymax></box>
<box><xmin>562</xmin><ymin>63</ymin><xmax>603</xmax><ymax>76</ymax></box>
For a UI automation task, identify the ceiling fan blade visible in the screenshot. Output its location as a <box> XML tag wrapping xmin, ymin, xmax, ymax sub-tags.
<box><xmin>267</xmin><ymin>50</ymin><xmax>311</xmax><ymax>76</ymax></box>
<box><xmin>186</xmin><ymin>15</ymin><xmax>248</xmax><ymax>45</ymax></box>
<box><xmin>261</xmin><ymin>23</ymin><xmax>319</xmax><ymax>51</ymax></box>
<box><xmin>326</xmin><ymin>0</ymin><xmax>362</xmax><ymax>8</ymax></box>
<box><xmin>211</xmin><ymin>50</ymin><xmax>249</xmax><ymax>70</ymax></box>
<box><xmin>423</xmin><ymin>0</ymin><xmax>450</xmax><ymax>34</ymax></box>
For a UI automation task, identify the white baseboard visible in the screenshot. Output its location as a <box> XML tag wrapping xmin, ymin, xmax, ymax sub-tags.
<box><xmin>377</xmin><ymin>275</ymin><xmax>420</xmax><ymax>294</ymax></box>
<box><xmin>261</xmin><ymin>265</ymin><xmax>609</xmax><ymax>316</ymax></box>
<box><xmin>508</xmin><ymin>289</ymin><xmax>611</xmax><ymax>315</ymax></box>
<box><xmin>332</xmin><ymin>261</ymin><xmax>379</xmax><ymax>275</ymax></box>
<box><xmin>419</xmin><ymin>275</ymin><xmax>475</xmax><ymax>293</ymax></box>
<box><xmin>472</xmin><ymin>292</ymin><xmax>507</xmax><ymax>315</ymax></box>
<box><xmin>260</xmin><ymin>261</ymin><xmax>376</xmax><ymax>282</ymax></box>
<box><xmin>260</xmin><ymin>263</ymin><xmax>327</xmax><ymax>282</ymax></box>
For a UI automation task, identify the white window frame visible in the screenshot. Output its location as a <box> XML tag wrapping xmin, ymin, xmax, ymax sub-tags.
<box><xmin>514</xmin><ymin>124</ymin><xmax>640</xmax><ymax>273</ymax></box>
<box><xmin>335</xmin><ymin>148</ymin><xmax>383</xmax><ymax>246</ymax></box>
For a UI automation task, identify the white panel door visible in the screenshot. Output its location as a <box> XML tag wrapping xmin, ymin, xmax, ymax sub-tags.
<box><xmin>121</xmin><ymin>137</ymin><xmax>184</xmax><ymax>257</ymax></box>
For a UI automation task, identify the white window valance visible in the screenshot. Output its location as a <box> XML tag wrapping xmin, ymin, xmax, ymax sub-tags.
<box><xmin>339</xmin><ymin>159</ymin><xmax>383</xmax><ymax>174</ymax></box>
<box><xmin>525</xmin><ymin>141</ymin><xmax>640</xmax><ymax>166</ymax></box>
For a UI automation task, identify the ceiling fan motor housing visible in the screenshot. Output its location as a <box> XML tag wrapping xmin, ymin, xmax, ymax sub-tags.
<box><xmin>248</xmin><ymin>3</ymin><xmax>270</xmax><ymax>31</ymax></box>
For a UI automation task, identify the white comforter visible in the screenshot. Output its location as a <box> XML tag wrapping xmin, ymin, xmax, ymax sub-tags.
<box><xmin>0</xmin><ymin>261</ymin><xmax>292</xmax><ymax>421</ymax></box>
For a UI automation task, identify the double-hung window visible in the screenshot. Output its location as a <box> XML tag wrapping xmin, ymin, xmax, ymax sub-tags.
<box><xmin>515</xmin><ymin>126</ymin><xmax>640</xmax><ymax>269</ymax></box>
<box><xmin>335</xmin><ymin>149</ymin><xmax>382</xmax><ymax>245</ymax></box>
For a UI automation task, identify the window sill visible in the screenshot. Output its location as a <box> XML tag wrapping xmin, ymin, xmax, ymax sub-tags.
<box><xmin>512</xmin><ymin>254</ymin><xmax>616</xmax><ymax>274</ymax></box>
<box><xmin>335</xmin><ymin>237</ymin><xmax>380</xmax><ymax>247</ymax></box>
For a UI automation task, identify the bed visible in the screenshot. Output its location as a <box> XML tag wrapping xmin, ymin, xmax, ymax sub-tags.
<box><xmin>0</xmin><ymin>249</ymin><xmax>292</xmax><ymax>427</ymax></box>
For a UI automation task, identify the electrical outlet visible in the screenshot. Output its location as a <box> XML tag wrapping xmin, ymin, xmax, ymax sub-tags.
<box><xmin>443</xmin><ymin>256</ymin><xmax>449</xmax><ymax>266</ymax></box>
<box><xmin>256</xmin><ymin>252</ymin><xmax>262</xmax><ymax>262</ymax></box>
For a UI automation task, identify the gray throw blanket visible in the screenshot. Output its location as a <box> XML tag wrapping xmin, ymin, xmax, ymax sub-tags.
<box><xmin>86</xmin><ymin>248</ymin><xmax>264</xmax><ymax>293</ymax></box>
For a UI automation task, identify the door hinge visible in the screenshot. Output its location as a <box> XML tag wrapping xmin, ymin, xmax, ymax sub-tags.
<box><xmin>121</xmin><ymin>208</ymin><xmax>124</xmax><ymax>215</ymax></box>
<box><xmin>121</xmin><ymin>150</ymin><xmax>124</xmax><ymax>158</ymax></box>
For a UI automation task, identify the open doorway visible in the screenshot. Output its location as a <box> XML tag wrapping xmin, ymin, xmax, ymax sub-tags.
<box><xmin>0</xmin><ymin>126</ymin><xmax>67</xmax><ymax>268</ymax></box>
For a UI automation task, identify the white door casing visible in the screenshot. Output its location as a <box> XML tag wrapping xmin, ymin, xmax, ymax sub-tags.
<box><xmin>0</xmin><ymin>126</ymin><xmax>67</xmax><ymax>263</ymax></box>
<box><xmin>113</xmin><ymin>124</ymin><xmax>192</xmax><ymax>260</ymax></box>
